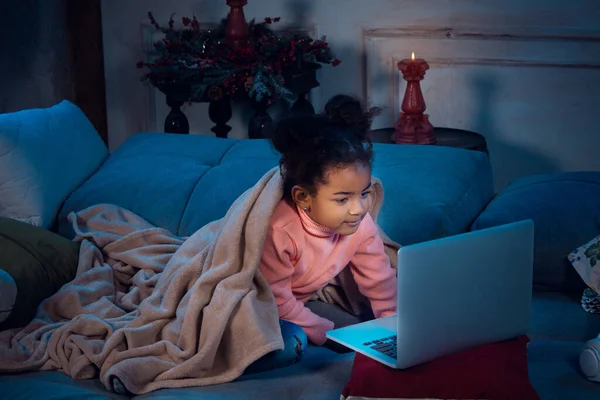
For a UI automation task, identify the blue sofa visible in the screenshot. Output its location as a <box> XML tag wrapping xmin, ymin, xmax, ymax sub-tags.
<box><xmin>0</xmin><ymin>101</ymin><xmax>599</xmax><ymax>399</ymax></box>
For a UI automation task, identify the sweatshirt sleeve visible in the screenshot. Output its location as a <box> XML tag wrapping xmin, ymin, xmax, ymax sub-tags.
<box><xmin>259</xmin><ymin>225</ymin><xmax>335</xmax><ymax>345</ymax></box>
<box><xmin>350</xmin><ymin>214</ymin><xmax>398</xmax><ymax>318</ymax></box>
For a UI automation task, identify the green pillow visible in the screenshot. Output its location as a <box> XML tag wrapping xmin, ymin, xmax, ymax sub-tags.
<box><xmin>0</xmin><ymin>217</ymin><xmax>79</xmax><ymax>330</ymax></box>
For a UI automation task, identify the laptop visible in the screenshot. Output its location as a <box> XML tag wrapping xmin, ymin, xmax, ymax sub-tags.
<box><xmin>325</xmin><ymin>219</ymin><xmax>534</xmax><ymax>369</ymax></box>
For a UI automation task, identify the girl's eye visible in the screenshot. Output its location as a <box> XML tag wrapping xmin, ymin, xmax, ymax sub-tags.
<box><xmin>361</xmin><ymin>190</ymin><xmax>372</xmax><ymax>198</ymax></box>
<box><xmin>335</xmin><ymin>198</ymin><xmax>348</xmax><ymax>204</ymax></box>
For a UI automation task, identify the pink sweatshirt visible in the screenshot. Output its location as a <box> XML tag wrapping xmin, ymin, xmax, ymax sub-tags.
<box><xmin>259</xmin><ymin>199</ymin><xmax>398</xmax><ymax>345</ymax></box>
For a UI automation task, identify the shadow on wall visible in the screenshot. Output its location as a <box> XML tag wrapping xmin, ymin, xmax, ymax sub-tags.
<box><xmin>0</xmin><ymin>0</ymin><xmax>39</xmax><ymax>112</ymax></box>
<box><xmin>263</xmin><ymin>0</ymin><xmax>320</xmax><ymax>122</ymax></box>
<box><xmin>286</xmin><ymin>0</ymin><xmax>312</xmax><ymax>26</ymax></box>
<box><xmin>279</xmin><ymin>0</ymin><xmax>367</xmax><ymax>117</ymax></box>
<box><xmin>469</xmin><ymin>72</ymin><xmax>558</xmax><ymax>190</ymax></box>
<box><xmin>0</xmin><ymin>0</ymin><xmax>72</xmax><ymax>114</ymax></box>
<box><xmin>245</xmin><ymin>0</ymin><xmax>336</xmax><ymax>126</ymax></box>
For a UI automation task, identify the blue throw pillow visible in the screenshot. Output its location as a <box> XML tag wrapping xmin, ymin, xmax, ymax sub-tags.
<box><xmin>471</xmin><ymin>172</ymin><xmax>600</xmax><ymax>293</ymax></box>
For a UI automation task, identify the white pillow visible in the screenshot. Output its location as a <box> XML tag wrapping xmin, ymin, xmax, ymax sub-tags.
<box><xmin>0</xmin><ymin>100</ymin><xmax>108</xmax><ymax>228</ymax></box>
<box><xmin>568</xmin><ymin>234</ymin><xmax>600</xmax><ymax>294</ymax></box>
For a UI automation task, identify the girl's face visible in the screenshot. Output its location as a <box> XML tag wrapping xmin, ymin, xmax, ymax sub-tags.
<box><xmin>294</xmin><ymin>163</ymin><xmax>372</xmax><ymax>236</ymax></box>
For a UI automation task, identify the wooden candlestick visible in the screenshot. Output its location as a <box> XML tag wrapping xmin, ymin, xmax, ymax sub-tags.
<box><xmin>392</xmin><ymin>54</ymin><xmax>436</xmax><ymax>145</ymax></box>
<box><xmin>225</xmin><ymin>0</ymin><xmax>250</xmax><ymax>49</ymax></box>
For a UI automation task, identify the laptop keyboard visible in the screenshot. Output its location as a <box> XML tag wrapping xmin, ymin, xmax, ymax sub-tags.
<box><xmin>363</xmin><ymin>335</ymin><xmax>397</xmax><ymax>358</ymax></box>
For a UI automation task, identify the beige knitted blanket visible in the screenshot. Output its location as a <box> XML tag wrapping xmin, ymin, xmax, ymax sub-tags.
<box><xmin>0</xmin><ymin>167</ymin><xmax>398</xmax><ymax>394</ymax></box>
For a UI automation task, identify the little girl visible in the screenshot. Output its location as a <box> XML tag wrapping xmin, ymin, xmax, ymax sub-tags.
<box><xmin>260</xmin><ymin>94</ymin><xmax>398</xmax><ymax>346</ymax></box>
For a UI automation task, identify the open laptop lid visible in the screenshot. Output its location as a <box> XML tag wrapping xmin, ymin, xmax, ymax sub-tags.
<box><xmin>393</xmin><ymin>219</ymin><xmax>534</xmax><ymax>367</ymax></box>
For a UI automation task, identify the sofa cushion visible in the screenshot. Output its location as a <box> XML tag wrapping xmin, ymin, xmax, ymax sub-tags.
<box><xmin>57</xmin><ymin>133</ymin><xmax>236</xmax><ymax>237</ymax></box>
<box><xmin>0</xmin><ymin>371</ymin><xmax>129</xmax><ymax>400</ymax></box>
<box><xmin>0</xmin><ymin>216</ymin><xmax>80</xmax><ymax>331</ymax></box>
<box><xmin>0</xmin><ymin>346</ymin><xmax>353</xmax><ymax>400</ymax></box>
<box><xmin>134</xmin><ymin>345</ymin><xmax>354</xmax><ymax>400</ymax></box>
<box><xmin>371</xmin><ymin>143</ymin><xmax>493</xmax><ymax>245</ymax></box>
<box><xmin>0</xmin><ymin>341</ymin><xmax>596</xmax><ymax>400</ymax></box>
<box><xmin>471</xmin><ymin>172</ymin><xmax>600</xmax><ymax>292</ymax></box>
<box><xmin>529</xmin><ymin>291</ymin><xmax>600</xmax><ymax>342</ymax></box>
<box><xmin>57</xmin><ymin>134</ymin><xmax>494</xmax><ymax>247</ymax></box>
<box><xmin>0</xmin><ymin>100</ymin><xmax>108</xmax><ymax>228</ymax></box>
<box><xmin>528</xmin><ymin>340</ymin><xmax>600</xmax><ymax>400</ymax></box>
<box><xmin>178</xmin><ymin>139</ymin><xmax>281</xmax><ymax>235</ymax></box>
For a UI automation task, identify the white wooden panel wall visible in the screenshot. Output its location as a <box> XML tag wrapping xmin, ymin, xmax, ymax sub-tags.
<box><xmin>364</xmin><ymin>27</ymin><xmax>600</xmax><ymax>189</ymax></box>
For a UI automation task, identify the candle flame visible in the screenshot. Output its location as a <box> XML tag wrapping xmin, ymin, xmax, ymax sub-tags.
<box><xmin>411</xmin><ymin>52</ymin><xmax>415</xmax><ymax>60</ymax></box>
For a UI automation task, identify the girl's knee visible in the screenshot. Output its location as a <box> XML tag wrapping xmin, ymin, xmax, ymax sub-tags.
<box><xmin>279</xmin><ymin>319</ymin><xmax>308</xmax><ymax>358</ymax></box>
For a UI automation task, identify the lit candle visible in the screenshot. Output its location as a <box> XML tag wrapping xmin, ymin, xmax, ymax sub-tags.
<box><xmin>397</xmin><ymin>52</ymin><xmax>429</xmax><ymax>113</ymax></box>
<box><xmin>392</xmin><ymin>52</ymin><xmax>436</xmax><ymax>145</ymax></box>
<box><xmin>401</xmin><ymin>51</ymin><xmax>423</xmax><ymax>67</ymax></box>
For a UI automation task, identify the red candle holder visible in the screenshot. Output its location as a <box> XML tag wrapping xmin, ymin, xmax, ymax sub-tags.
<box><xmin>392</xmin><ymin>55</ymin><xmax>436</xmax><ymax>145</ymax></box>
<box><xmin>225</xmin><ymin>0</ymin><xmax>250</xmax><ymax>49</ymax></box>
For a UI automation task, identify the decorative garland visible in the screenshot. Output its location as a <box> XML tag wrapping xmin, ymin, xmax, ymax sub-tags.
<box><xmin>137</xmin><ymin>12</ymin><xmax>341</xmax><ymax>105</ymax></box>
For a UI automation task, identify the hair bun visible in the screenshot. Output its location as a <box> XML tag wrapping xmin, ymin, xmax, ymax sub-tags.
<box><xmin>271</xmin><ymin>95</ymin><xmax>379</xmax><ymax>157</ymax></box>
<box><xmin>323</xmin><ymin>94</ymin><xmax>381</xmax><ymax>137</ymax></box>
<box><xmin>270</xmin><ymin>114</ymin><xmax>327</xmax><ymax>155</ymax></box>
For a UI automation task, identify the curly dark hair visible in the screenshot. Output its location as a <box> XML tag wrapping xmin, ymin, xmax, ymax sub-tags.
<box><xmin>271</xmin><ymin>94</ymin><xmax>381</xmax><ymax>197</ymax></box>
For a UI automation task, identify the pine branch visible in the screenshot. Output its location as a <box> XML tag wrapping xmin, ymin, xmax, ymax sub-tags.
<box><xmin>138</xmin><ymin>13</ymin><xmax>340</xmax><ymax>104</ymax></box>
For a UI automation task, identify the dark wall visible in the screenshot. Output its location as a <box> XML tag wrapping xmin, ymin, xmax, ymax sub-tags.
<box><xmin>0</xmin><ymin>0</ymin><xmax>107</xmax><ymax>144</ymax></box>
<box><xmin>0</xmin><ymin>0</ymin><xmax>73</xmax><ymax>113</ymax></box>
